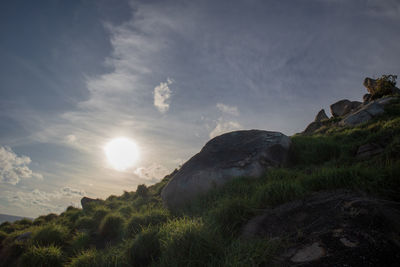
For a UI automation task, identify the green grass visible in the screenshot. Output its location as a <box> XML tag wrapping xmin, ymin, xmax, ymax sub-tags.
<box><xmin>20</xmin><ymin>244</ymin><xmax>64</xmax><ymax>267</ymax></box>
<box><xmin>98</xmin><ymin>213</ymin><xmax>125</xmax><ymax>241</ymax></box>
<box><xmin>32</xmin><ymin>224</ymin><xmax>69</xmax><ymax>247</ymax></box>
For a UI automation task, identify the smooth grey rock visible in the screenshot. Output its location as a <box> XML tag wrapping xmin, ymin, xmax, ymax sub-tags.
<box><xmin>15</xmin><ymin>232</ymin><xmax>32</xmax><ymax>241</ymax></box>
<box><xmin>340</xmin><ymin>101</ymin><xmax>385</xmax><ymax>126</ymax></box>
<box><xmin>314</xmin><ymin>109</ymin><xmax>329</xmax><ymax>122</ymax></box>
<box><xmin>291</xmin><ymin>242</ymin><xmax>326</xmax><ymax>263</ymax></box>
<box><xmin>161</xmin><ymin>130</ymin><xmax>291</xmax><ymax>209</ymax></box>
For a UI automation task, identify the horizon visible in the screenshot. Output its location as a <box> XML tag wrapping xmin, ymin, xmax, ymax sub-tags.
<box><xmin>1</xmin><ymin>0</ymin><xmax>400</xmax><ymax>218</ymax></box>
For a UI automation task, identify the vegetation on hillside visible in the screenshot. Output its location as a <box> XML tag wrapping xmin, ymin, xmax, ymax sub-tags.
<box><xmin>1</xmin><ymin>97</ymin><xmax>400</xmax><ymax>266</ymax></box>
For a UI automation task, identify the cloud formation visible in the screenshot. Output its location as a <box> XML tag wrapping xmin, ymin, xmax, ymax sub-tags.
<box><xmin>1</xmin><ymin>186</ymin><xmax>86</xmax><ymax>215</ymax></box>
<box><xmin>216</xmin><ymin>103</ymin><xmax>239</xmax><ymax>116</ymax></box>
<box><xmin>209</xmin><ymin>119</ymin><xmax>242</xmax><ymax>138</ymax></box>
<box><xmin>134</xmin><ymin>163</ymin><xmax>169</xmax><ymax>183</ymax></box>
<box><xmin>154</xmin><ymin>78</ymin><xmax>173</xmax><ymax>113</ymax></box>
<box><xmin>0</xmin><ymin>146</ymin><xmax>43</xmax><ymax>185</ymax></box>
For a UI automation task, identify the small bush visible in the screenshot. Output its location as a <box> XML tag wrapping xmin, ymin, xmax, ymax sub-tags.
<box><xmin>92</xmin><ymin>206</ymin><xmax>110</xmax><ymax>222</ymax></box>
<box><xmin>252</xmin><ymin>180</ymin><xmax>305</xmax><ymax>207</ymax></box>
<box><xmin>158</xmin><ymin>218</ymin><xmax>221</xmax><ymax>266</ymax></box>
<box><xmin>70</xmin><ymin>232</ymin><xmax>91</xmax><ymax>253</ymax></box>
<box><xmin>32</xmin><ymin>224</ymin><xmax>69</xmax><ymax>246</ymax></box>
<box><xmin>75</xmin><ymin>216</ymin><xmax>95</xmax><ymax>230</ymax></box>
<box><xmin>126</xmin><ymin>228</ymin><xmax>160</xmax><ymax>266</ymax></box>
<box><xmin>99</xmin><ymin>214</ymin><xmax>125</xmax><ymax>240</ymax></box>
<box><xmin>68</xmin><ymin>249</ymin><xmax>98</xmax><ymax>267</ymax></box>
<box><xmin>20</xmin><ymin>245</ymin><xmax>63</xmax><ymax>267</ymax></box>
<box><xmin>118</xmin><ymin>205</ymin><xmax>133</xmax><ymax>218</ymax></box>
<box><xmin>223</xmin><ymin>238</ymin><xmax>281</xmax><ymax>266</ymax></box>
<box><xmin>136</xmin><ymin>184</ymin><xmax>148</xmax><ymax>197</ymax></box>
<box><xmin>0</xmin><ymin>230</ymin><xmax>7</xmax><ymax>245</ymax></box>
<box><xmin>126</xmin><ymin>209</ymin><xmax>169</xmax><ymax>237</ymax></box>
<box><xmin>209</xmin><ymin>197</ymin><xmax>255</xmax><ymax>237</ymax></box>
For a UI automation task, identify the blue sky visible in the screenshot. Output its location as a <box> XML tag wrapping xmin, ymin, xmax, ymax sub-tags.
<box><xmin>1</xmin><ymin>0</ymin><xmax>399</xmax><ymax>217</ymax></box>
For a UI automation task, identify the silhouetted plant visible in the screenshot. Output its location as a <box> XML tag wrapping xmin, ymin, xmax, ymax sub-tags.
<box><xmin>136</xmin><ymin>184</ymin><xmax>149</xmax><ymax>197</ymax></box>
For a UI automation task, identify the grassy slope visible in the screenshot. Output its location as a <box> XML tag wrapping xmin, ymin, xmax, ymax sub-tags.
<box><xmin>1</xmin><ymin>97</ymin><xmax>400</xmax><ymax>267</ymax></box>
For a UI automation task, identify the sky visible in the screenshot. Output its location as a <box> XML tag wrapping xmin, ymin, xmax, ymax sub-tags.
<box><xmin>0</xmin><ymin>0</ymin><xmax>399</xmax><ymax>218</ymax></box>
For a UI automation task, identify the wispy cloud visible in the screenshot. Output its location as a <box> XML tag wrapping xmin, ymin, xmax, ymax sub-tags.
<box><xmin>154</xmin><ymin>79</ymin><xmax>173</xmax><ymax>113</ymax></box>
<box><xmin>134</xmin><ymin>163</ymin><xmax>169</xmax><ymax>183</ymax></box>
<box><xmin>0</xmin><ymin>146</ymin><xmax>43</xmax><ymax>185</ymax></box>
<box><xmin>209</xmin><ymin>118</ymin><xmax>242</xmax><ymax>138</ymax></box>
<box><xmin>1</xmin><ymin>186</ymin><xmax>85</xmax><ymax>215</ymax></box>
<box><xmin>216</xmin><ymin>103</ymin><xmax>239</xmax><ymax>116</ymax></box>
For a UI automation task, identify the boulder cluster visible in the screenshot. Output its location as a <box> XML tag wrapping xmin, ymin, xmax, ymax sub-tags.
<box><xmin>303</xmin><ymin>77</ymin><xmax>399</xmax><ymax>135</ymax></box>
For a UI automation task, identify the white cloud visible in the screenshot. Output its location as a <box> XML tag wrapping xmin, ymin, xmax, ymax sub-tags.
<box><xmin>209</xmin><ymin>118</ymin><xmax>242</xmax><ymax>138</ymax></box>
<box><xmin>0</xmin><ymin>146</ymin><xmax>43</xmax><ymax>185</ymax></box>
<box><xmin>134</xmin><ymin>163</ymin><xmax>169</xmax><ymax>182</ymax></box>
<box><xmin>65</xmin><ymin>134</ymin><xmax>77</xmax><ymax>144</ymax></box>
<box><xmin>216</xmin><ymin>103</ymin><xmax>239</xmax><ymax>116</ymax></box>
<box><xmin>1</xmin><ymin>186</ymin><xmax>86</xmax><ymax>215</ymax></box>
<box><xmin>154</xmin><ymin>79</ymin><xmax>173</xmax><ymax>113</ymax></box>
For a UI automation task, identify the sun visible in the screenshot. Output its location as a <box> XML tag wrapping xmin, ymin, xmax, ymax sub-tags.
<box><xmin>104</xmin><ymin>137</ymin><xmax>139</xmax><ymax>171</ymax></box>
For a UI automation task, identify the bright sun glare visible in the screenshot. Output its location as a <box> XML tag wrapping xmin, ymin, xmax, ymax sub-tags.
<box><xmin>104</xmin><ymin>137</ymin><xmax>139</xmax><ymax>171</ymax></box>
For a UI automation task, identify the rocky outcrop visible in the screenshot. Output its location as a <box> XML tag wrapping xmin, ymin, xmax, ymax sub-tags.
<box><xmin>314</xmin><ymin>109</ymin><xmax>328</xmax><ymax>122</ymax></box>
<box><xmin>242</xmin><ymin>190</ymin><xmax>400</xmax><ymax>266</ymax></box>
<box><xmin>81</xmin><ymin>197</ymin><xmax>103</xmax><ymax>210</ymax></box>
<box><xmin>302</xmin><ymin>109</ymin><xmax>329</xmax><ymax>135</ymax></box>
<box><xmin>330</xmin><ymin>99</ymin><xmax>362</xmax><ymax>117</ymax></box>
<box><xmin>339</xmin><ymin>97</ymin><xmax>393</xmax><ymax>126</ymax></box>
<box><xmin>364</xmin><ymin>77</ymin><xmax>400</xmax><ymax>97</ymax></box>
<box><xmin>161</xmin><ymin>130</ymin><xmax>291</xmax><ymax>209</ymax></box>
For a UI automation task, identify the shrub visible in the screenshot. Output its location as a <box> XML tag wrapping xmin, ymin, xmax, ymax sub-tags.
<box><xmin>0</xmin><ymin>230</ymin><xmax>7</xmax><ymax>244</ymax></box>
<box><xmin>222</xmin><ymin>238</ymin><xmax>281</xmax><ymax>266</ymax></box>
<box><xmin>68</xmin><ymin>249</ymin><xmax>98</xmax><ymax>267</ymax></box>
<box><xmin>252</xmin><ymin>180</ymin><xmax>305</xmax><ymax>207</ymax></box>
<box><xmin>126</xmin><ymin>228</ymin><xmax>160</xmax><ymax>266</ymax></box>
<box><xmin>158</xmin><ymin>218</ymin><xmax>221</xmax><ymax>266</ymax></box>
<box><xmin>75</xmin><ymin>216</ymin><xmax>95</xmax><ymax>230</ymax></box>
<box><xmin>70</xmin><ymin>232</ymin><xmax>91</xmax><ymax>253</ymax></box>
<box><xmin>99</xmin><ymin>214</ymin><xmax>125</xmax><ymax>240</ymax></box>
<box><xmin>118</xmin><ymin>205</ymin><xmax>133</xmax><ymax>218</ymax></box>
<box><xmin>136</xmin><ymin>184</ymin><xmax>148</xmax><ymax>197</ymax></box>
<box><xmin>20</xmin><ymin>244</ymin><xmax>63</xmax><ymax>267</ymax></box>
<box><xmin>126</xmin><ymin>209</ymin><xmax>169</xmax><ymax>237</ymax></box>
<box><xmin>14</xmin><ymin>218</ymin><xmax>33</xmax><ymax>226</ymax></box>
<box><xmin>32</xmin><ymin>224</ymin><xmax>69</xmax><ymax>246</ymax></box>
<box><xmin>92</xmin><ymin>206</ymin><xmax>110</xmax><ymax>222</ymax></box>
<box><xmin>371</xmin><ymin>74</ymin><xmax>398</xmax><ymax>99</ymax></box>
<box><xmin>209</xmin><ymin>197</ymin><xmax>255</xmax><ymax>237</ymax></box>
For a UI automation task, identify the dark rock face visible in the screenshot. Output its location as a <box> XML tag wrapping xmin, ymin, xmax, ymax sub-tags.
<box><xmin>330</xmin><ymin>100</ymin><xmax>362</xmax><ymax>117</ymax></box>
<box><xmin>81</xmin><ymin>197</ymin><xmax>102</xmax><ymax>210</ymax></box>
<box><xmin>161</xmin><ymin>130</ymin><xmax>291</xmax><ymax>209</ymax></box>
<box><xmin>242</xmin><ymin>191</ymin><xmax>400</xmax><ymax>266</ymax></box>
<box><xmin>314</xmin><ymin>109</ymin><xmax>328</xmax><ymax>122</ymax></box>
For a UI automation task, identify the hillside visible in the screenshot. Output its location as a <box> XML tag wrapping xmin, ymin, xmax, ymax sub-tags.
<box><xmin>1</xmin><ymin>78</ymin><xmax>400</xmax><ymax>266</ymax></box>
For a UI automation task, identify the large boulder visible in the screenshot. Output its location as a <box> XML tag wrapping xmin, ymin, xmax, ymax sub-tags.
<box><xmin>161</xmin><ymin>130</ymin><xmax>291</xmax><ymax>209</ymax></box>
<box><xmin>330</xmin><ymin>100</ymin><xmax>362</xmax><ymax>117</ymax></box>
<box><xmin>242</xmin><ymin>190</ymin><xmax>400</xmax><ymax>266</ymax></box>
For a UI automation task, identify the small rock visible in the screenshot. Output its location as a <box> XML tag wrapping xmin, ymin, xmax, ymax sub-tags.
<box><xmin>291</xmin><ymin>242</ymin><xmax>326</xmax><ymax>263</ymax></box>
<box><xmin>81</xmin><ymin>197</ymin><xmax>103</xmax><ymax>210</ymax></box>
<box><xmin>340</xmin><ymin>237</ymin><xmax>358</xmax><ymax>248</ymax></box>
<box><xmin>356</xmin><ymin>143</ymin><xmax>384</xmax><ymax>158</ymax></box>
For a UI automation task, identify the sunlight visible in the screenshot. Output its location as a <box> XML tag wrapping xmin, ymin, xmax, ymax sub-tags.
<box><xmin>104</xmin><ymin>137</ymin><xmax>139</xmax><ymax>171</ymax></box>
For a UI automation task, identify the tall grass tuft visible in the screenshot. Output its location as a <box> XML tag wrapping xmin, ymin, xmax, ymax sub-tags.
<box><xmin>20</xmin><ymin>244</ymin><xmax>63</xmax><ymax>267</ymax></box>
